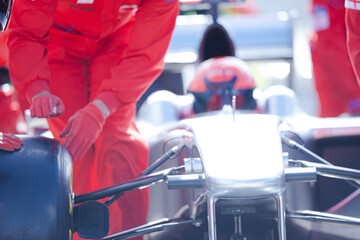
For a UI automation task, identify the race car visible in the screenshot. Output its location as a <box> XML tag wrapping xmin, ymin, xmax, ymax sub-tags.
<box><xmin>2</xmin><ymin>0</ymin><xmax>360</xmax><ymax>239</ymax></box>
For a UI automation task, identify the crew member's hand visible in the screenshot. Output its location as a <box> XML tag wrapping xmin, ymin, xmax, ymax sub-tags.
<box><xmin>30</xmin><ymin>90</ymin><xmax>65</xmax><ymax>118</ymax></box>
<box><xmin>0</xmin><ymin>132</ymin><xmax>23</xmax><ymax>151</ymax></box>
<box><xmin>59</xmin><ymin>103</ymin><xmax>105</xmax><ymax>160</ymax></box>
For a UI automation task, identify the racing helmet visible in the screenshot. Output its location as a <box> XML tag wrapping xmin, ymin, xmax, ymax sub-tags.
<box><xmin>188</xmin><ymin>56</ymin><xmax>257</xmax><ymax>113</ymax></box>
<box><xmin>198</xmin><ymin>22</ymin><xmax>235</xmax><ymax>63</ymax></box>
<box><xmin>0</xmin><ymin>0</ymin><xmax>13</xmax><ymax>31</ymax></box>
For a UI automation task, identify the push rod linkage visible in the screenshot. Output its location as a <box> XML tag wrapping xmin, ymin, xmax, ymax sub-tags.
<box><xmin>75</xmin><ymin>173</ymin><xmax>166</xmax><ymax>204</ymax></box>
<box><xmin>102</xmin><ymin>218</ymin><xmax>204</xmax><ymax>240</ymax></box>
<box><xmin>142</xmin><ymin>142</ymin><xmax>186</xmax><ymax>176</ymax></box>
<box><xmin>75</xmin><ymin>142</ymin><xmax>187</xmax><ymax>204</ymax></box>
<box><xmin>289</xmin><ymin>160</ymin><xmax>360</xmax><ymax>183</ymax></box>
<box><xmin>282</xmin><ymin>135</ymin><xmax>360</xmax><ymax>189</ymax></box>
<box><xmin>287</xmin><ymin>210</ymin><xmax>360</xmax><ymax>226</ymax></box>
<box><xmin>104</xmin><ymin>142</ymin><xmax>186</xmax><ymax>206</ymax></box>
<box><xmin>281</xmin><ymin>135</ymin><xmax>331</xmax><ymax>165</ymax></box>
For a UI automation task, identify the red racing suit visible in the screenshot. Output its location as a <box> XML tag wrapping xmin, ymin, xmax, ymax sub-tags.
<box><xmin>310</xmin><ymin>0</ymin><xmax>360</xmax><ymax>117</ymax></box>
<box><xmin>0</xmin><ymin>86</ymin><xmax>27</xmax><ymax>134</ymax></box>
<box><xmin>7</xmin><ymin>0</ymin><xmax>179</xmax><ymax>238</ymax></box>
<box><xmin>0</xmin><ymin>30</ymin><xmax>27</xmax><ymax>134</ymax></box>
<box><xmin>346</xmin><ymin>0</ymin><xmax>360</xmax><ymax>103</ymax></box>
<box><xmin>0</xmin><ymin>31</ymin><xmax>8</xmax><ymax>68</ymax></box>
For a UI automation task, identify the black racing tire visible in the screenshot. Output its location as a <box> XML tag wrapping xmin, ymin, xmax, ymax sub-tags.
<box><xmin>0</xmin><ymin>136</ymin><xmax>73</xmax><ymax>240</ymax></box>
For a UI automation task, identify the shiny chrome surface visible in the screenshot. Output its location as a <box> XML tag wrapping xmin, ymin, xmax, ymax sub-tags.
<box><xmin>183</xmin><ymin>113</ymin><xmax>285</xmax><ymax>198</ymax></box>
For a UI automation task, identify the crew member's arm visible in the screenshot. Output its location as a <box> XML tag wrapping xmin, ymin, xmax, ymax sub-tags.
<box><xmin>95</xmin><ymin>0</ymin><xmax>180</xmax><ymax>112</ymax></box>
<box><xmin>7</xmin><ymin>0</ymin><xmax>64</xmax><ymax>118</ymax></box>
<box><xmin>60</xmin><ymin>0</ymin><xmax>179</xmax><ymax>160</ymax></box>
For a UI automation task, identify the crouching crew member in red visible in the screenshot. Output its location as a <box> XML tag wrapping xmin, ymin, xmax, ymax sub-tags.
<box><xmin>7</xmin><ymin>0</ymin><xmax>179</xmax><ymax>238</ymax></box>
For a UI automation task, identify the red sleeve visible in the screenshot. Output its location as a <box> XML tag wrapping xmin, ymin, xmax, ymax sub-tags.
<box><xmin>0</xmin><ymin>31</ymin><xmax>9</xmax><ymax>67</ymax></box>
<box><xmin>7</xmin><ymin>0</ymin><xmax>58</xmax><ymax>103</ymax></box>
<box><xmin>346</xmin><ymin>8</ymin><xmax>360</xmax><ymax>85</ymax></box>
<box><xmin>99</xmin><ymin>0</ymin><xmax>179</xmax><ymax>105</ymax></box>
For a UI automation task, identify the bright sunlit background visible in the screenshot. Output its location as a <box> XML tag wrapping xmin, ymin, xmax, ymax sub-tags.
<box><xmin>254</xmin><ymin>0</ymin><xmax>317</xmax><ymax>115</ymax></box>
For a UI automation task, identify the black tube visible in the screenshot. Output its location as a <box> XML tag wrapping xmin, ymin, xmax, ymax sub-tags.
<box><xmin>75</xmin><ymin>173</ymin><xmax>166</xmax><ymax>204</ymax></box>
<box><xmin>102</xmin><ymin>218</ymin><xmax>203</xmax><ymax>240</ymax></box>
<box><xmin>104</xmin><ymin>142</ymin><xmax>186</xmax><ymax>206</ymax></box>
<box><xmin>287</xmin><ymin>215</ymin><xmax>360</xmax><ymax>225</ymax></box>
<box><xmin>287</xmin><ymin>210</ymin><xmax>360</xmax><ymax>226</ymax></box>
<box><xmin>141</xmin><ymin>142</ymin><xmax>185</xmax><ymax>177</ymax></box>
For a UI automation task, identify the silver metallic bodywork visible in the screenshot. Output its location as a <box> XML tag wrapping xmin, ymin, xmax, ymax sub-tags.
<box><xmin>140</xmin><ymin>110</ymin><xmax>288</xmax><ymax>239</ymax></box>
<box><xmin>183</xmin><ymin>114</ymin><xmax>285</xmax><ymax>198</ymax></box>
<box><xmin>180</xmin><ymin>114</ymin><xmax>286</xmax><ymax>239</ymax></box>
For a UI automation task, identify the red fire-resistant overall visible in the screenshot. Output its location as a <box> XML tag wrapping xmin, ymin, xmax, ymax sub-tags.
<box><xmin>7</xmin><ymin>0</ymin><xmax>179</xmax><ymax>239</ymax></box>
<box><xmin>310</xmin><ymin>0</ymin><xmax>360</xmax><ymax>117</ymax></box>
<box><xmin>0</xmin><ymin>31</ymin><xmax>27</xmax><ymax>134</ymax></box>
<box><xmin>0</xmin><ymin>31</ymin><xmax>8</xmax><ymax>68</ymax></box>
<box><xmin>346</xmin><ymin>1</ymin><xmax>360</xmax><ymax>92</ymax></box>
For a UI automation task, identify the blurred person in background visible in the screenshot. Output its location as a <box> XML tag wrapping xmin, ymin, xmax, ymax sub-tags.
<box><xmin>310</xmin><ymin>0</ymin><xmax>360</xmax><ymax>117</ymax></box>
